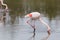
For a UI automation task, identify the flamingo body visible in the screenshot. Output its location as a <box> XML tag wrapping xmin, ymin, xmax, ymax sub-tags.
<box><xmin>25</xmin><ymin>12</ymin><xmax>40</xmax><ymax>19</ymax></box>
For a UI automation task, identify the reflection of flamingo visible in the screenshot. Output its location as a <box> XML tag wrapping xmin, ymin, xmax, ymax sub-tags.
<box><xmin>25</xmin><ymin>12</ymin><xmax>51</xmax><ymax>35</ymax></box>
<box><xmin>0</xmin><ymin>0</ymin><xmax>8</xmax><ymax>9</ymax></box>
<box><xmin>0</xmin><ymin>16</ymin><xmax>3</xmax><ymax>25</ymax></box>
<box><xmin>28</xmin><ymin>32</ymin><xmax>35</xmax><ymax>40</ymax></box>
<box><xmin>41</xmin><ymin>34</ymin><xmax>51</xmax><ymax>40</ymax></box>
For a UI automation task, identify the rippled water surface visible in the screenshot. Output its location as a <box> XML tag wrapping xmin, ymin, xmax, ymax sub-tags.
<box><xmin>0</xmin><ymin>15</ymin><xmax>60</xmax><ymax>40</ymax></box>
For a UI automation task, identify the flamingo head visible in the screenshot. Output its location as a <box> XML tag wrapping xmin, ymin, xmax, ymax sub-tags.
<box><xmin>25</xmin><ymin>13</ymin><xmax>32</xmax><ymax>18</ymax></box>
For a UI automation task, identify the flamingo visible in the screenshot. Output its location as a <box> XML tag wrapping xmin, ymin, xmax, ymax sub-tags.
<box><xmin>0</xmin><ymin>0</ymin><xmax>8</xmax><ymax>24</ymax></box>
<box><xmin>25</xmin><ymin>12</ymin><xmax>51</xmax><ymax>35</ymax></box>
<box><xmin>0</xmin><ymin>0</ymin><xmax>8</xmax><ymax>9</ymax></box>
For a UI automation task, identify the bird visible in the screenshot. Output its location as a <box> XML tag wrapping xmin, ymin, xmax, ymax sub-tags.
<box><xmin>25</xmin><ymin>12</ymin><xmax>51</xmax><ymax>35</ymax></box>
<box><xmin>0</xmin><ymin>0</ymin><xmax>8</xmax><ymax>9</ymax></box>
<box><xmin>0</xmin><ymin>0</ymin><xmax>8</xmax><ymax>24</ymax></box>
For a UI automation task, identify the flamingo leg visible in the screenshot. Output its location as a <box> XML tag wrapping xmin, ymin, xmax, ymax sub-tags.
<box><xmin>26</xmin><ymin>18</ymin><xmax>36</xmax><ymax>33</ymax></box>
<box><xmin>39</xmin><ymin>18</ymin><xmax>51</xmax><ymax>35</ymax></box>
<box><xmin>32</xmin><ymin>20</ymin><xmax>35</xmax><ymax>33</ymax></box>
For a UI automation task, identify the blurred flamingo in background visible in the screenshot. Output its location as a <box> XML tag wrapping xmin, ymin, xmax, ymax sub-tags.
<box><xmin>25</xmin><ymin>12</ymin><xmax>51</xmax><ymax>35</ymax></box>
<box><xmin>0</xmin><ymin>0</ymin><xmax>8</xmax><ymax>9</ymax></box>
<box><xmin>0</xmin><ymin>0</ymin><xmax>8</xmax><ymax>24</ymax></box>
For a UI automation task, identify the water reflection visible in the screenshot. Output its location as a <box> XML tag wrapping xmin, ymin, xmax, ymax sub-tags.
<box><xmin>0</xmin><ymin>9</ymin><xmax>10</xmax><ymax>25</ymax></box>
<box><xmin>41</xmin><ymin>34</ymin><xmax>51</xmax><ymax>40</ymax></box>
<box><xmin>0</xmin><ymin>14</ymin><xmax>60</xmax><ymax>40</ymax></box>
<box><xmin>28</xmin><ymin>32</ymin><xmax>35</xmax><ymax>40</ymax></box>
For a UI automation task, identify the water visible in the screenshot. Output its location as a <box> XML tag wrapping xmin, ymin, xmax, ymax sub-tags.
<box><xmin>0</xmin><ymin>15</ymin><xmax>60</xmax><ymax>40</ymax></box>
<box><xmin>0</xmin><ymin>0</ymin><xmax>60</xmax><ymax>40</ymax></box>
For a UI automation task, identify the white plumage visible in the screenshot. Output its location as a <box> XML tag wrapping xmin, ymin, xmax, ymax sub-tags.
<box><xmin>25</xmin><ymin>12</ymin><xmax>40</xmax><ymax>19</ymax></box>
<box><xmin>25</xmin><ymin>12</ymin><xmax>51</xmax><ymax>35</ymax></box>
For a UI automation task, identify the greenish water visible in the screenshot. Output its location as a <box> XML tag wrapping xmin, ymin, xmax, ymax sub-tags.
<box><xmin>0</xmin><ymin>0</ymin><xmax>60</xmax><ymax>40</ymax></box>
<box><xmin>3</xmin><ymin>0</ymin><xmax>60</xmax><ymax>18</ymax></box>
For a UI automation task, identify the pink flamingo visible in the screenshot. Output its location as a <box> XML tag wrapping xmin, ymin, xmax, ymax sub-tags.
<box><xmin>25</xmin><ymin>12</ymin><xmax>51</xmax><ymax>35</ymax></box>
